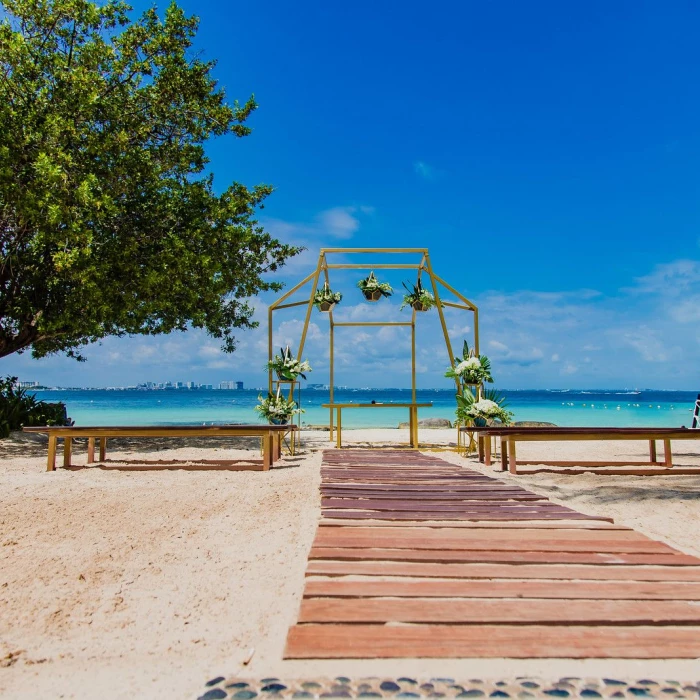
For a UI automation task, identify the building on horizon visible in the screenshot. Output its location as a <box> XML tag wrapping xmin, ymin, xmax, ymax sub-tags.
<box><xmin>219</xmin><ymin>381</ymin><xmax>244</xmax><ymax>390</ymax></box>
<box><xmin>15</xmin><ymin>380</ymin><xmax>39</xmax><ymax>389</ymax></box>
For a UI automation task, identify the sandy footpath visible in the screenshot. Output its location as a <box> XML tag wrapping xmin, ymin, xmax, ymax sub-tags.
<box><xmin>1</xmin><ymin>429</ymin><xmax>700</xmax><ymax>698</ymax></box>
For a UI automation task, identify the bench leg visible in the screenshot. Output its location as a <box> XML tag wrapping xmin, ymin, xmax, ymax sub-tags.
<box><xmin>63</xmin><ymin>437</ymin><xmax>72</xmax><ymax>468</ymax></box>
<box><xmin>87</xmin><ymin>437</ymin><xmax>95</xmax><ymax>464</ymax></box>
<box><xmin>484</xmin><ymin>436</ymin><xmax>492</xmax><ymax>466</ymax></box>
<box><xmin>262</xmin><ymin>434</ymin><xmax>272</xmax><ymax>471</ymax></box>
<box><xmin>336</xmin><ymin>409</ymin><xmax>342</xmax><ymax>449</ymax></box>
<box><xmin>47</xmin><ymin>435</ymin><xmax>57</xmax><ymax>472</ymax></box>
<box><xmin>500</xmin><ymin>437</ymin><xmax>508</xmax><ymax>472</ymax></box>
<box><xmin>508</xmin><ymin>438</ymin><xmax>518</xmax><ymax>475</ymax></box>
<box><xmin>99</xmin><ymin>438</ymin><xmax>107</xmax><ymax>461</ymax></box>
<box><xmin>649</xmin><ymin>439</ymin><xmax>657</xmax><ymax>464</ymax></box>
<box><xmin>663</xmin><ymin>439</ymin><xmax>673</xmax><ymax>468</ymax></box>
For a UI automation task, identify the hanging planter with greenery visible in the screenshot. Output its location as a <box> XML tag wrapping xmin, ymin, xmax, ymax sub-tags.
<box><xmin>357</xmin><ymin>271</ymin><xmax>393</xmax><ymax>302</ymax></box>
<box><xmin>400</xmin><ymin>279</ymin><xmax>437</xmax><ymax>311</ymax></box>
<box><xmin>313</xmin><ymin>281</ymin><xmax>342</xmax><ymax>312</ymax></box>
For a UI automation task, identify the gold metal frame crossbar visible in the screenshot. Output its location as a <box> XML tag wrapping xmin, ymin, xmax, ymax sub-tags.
<box><xmin>267</xmin><ymin>248</ymin><xmax>479</xmax><ymax>442</ymax></box>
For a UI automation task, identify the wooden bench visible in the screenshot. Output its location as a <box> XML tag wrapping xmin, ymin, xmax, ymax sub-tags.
<box><xmin>23</xmin><ymin>424</ymin><xmax>298</xmax><ymax>472</ymax></box>
<box><xmin>459</xmin><ymin>426</ymin><xmax>700</xmax><ymax>475</ymax></box>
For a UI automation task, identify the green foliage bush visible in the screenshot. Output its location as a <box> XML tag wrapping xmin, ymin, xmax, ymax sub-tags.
<box><xmin>0</xmin><ymin>376</ymin><xmax>68</xmax><ymax>438</ymax></box>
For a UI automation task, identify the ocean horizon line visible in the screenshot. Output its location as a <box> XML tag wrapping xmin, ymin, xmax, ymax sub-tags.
<box><xmin>31</xmin><ymin>386</ymin><xmax>699</xmax><ymax>393</ymax></box>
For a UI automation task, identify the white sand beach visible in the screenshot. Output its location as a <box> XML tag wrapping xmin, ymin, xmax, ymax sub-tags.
<box><xmin>1</xmin><ymin>429</ymin><xmax>700</xmax><ymax>699</ymax></box>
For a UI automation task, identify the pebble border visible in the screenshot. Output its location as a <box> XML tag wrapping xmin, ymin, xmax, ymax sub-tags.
<box><xmin>197</xmin><ymin>677</ymin><xmax>700</xmax><ymax>700</ymax></box>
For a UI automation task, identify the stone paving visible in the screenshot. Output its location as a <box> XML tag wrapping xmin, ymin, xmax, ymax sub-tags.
<box><xmin>197</xmin><ymin>677</ymin><xmax>700</xmax><ymax>700</ymax></box>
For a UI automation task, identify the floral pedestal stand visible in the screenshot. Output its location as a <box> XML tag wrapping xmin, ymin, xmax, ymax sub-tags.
<box><xmin>456</xmin><ymin>383</ymin><xmax>481</xmax><ymax>455</ymax></box>
<box><xmin>272</xmin><ymin>378</ymin><xmax>302</xmax><ymax>454</ymax></box>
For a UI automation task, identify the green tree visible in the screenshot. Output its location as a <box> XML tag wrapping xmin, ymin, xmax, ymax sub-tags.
<box><xmin>0</xmin><ymin>0</ymin><xmax>300</xmax><ymax>360</ymax></box>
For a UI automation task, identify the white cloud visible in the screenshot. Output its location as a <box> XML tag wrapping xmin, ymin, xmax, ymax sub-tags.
<box><xmin>263</xmin><ymin>205</ymin><xmax>374</xmax><ymax>245</ymax></box>
<box><xmin>414</xmin><ymin>161</ymin><xmax>438</xmax><ymax>180</ymax></box>
<box><xmin>628</xmin><ymin>259</ymin><xmax>700</xmax><ymax>295</ymax></box>
<box><xmin>317</xmin><ymin>207</ymin><xmax>360</xmax><ymax>239</ymax></box>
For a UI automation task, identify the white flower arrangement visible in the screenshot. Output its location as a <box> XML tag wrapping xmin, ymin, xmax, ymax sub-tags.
<box><xmin>469</xmin><ymin>399</ymin><xmax>502</xmax><ymax>417</ymax></box>
<box><xmin>455</xmin><ymin>387</ymin><xmax>513</xmax><ymax>425</ymax></box>
<box><xmin>445</xmin><ymin>341</ymin><xmax>493</xmax><ymax>385</ymax></box>
<box><xmin>266</xmin><ymin>346</ymin><xmax>312</xmax><ymax>381</ymax></box>
<box><xmin>466</xmin><ymin>398</ymin><xmax>513</xmax><ymax>424</ymax></box>
<box><xmin>254</xmin><ymin>392</ymin><xmax>302</xmax><ymax>424</ymax></box>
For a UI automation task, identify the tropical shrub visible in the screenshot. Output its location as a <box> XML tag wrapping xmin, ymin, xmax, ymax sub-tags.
<box><xmin>0</xmin><ymin>376</ymin><xmax>68</xmax><ymax>438</ymax></box>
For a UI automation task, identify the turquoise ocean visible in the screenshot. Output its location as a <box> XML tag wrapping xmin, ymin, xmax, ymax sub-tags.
<box><xmin>33</xmin><ymin>388</ymin><xmax>700</xmax><ymax>429</ymax></box>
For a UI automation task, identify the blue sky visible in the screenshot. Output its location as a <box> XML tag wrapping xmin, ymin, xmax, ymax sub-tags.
<box><xmin>4</xmin><ymin>0</ymin><xmax>700</xmax><ymax>389</ymax></box>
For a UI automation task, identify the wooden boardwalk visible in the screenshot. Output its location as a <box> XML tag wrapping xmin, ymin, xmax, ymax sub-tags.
<box><xmin>284</xmin><ymin>449</ymin><xmax>700</xmax><ymax>659</ymax></box>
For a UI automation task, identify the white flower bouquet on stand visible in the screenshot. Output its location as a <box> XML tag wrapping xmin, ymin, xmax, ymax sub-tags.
<box><xmin>266</xmin><ymin>345</ymin><xmax>311</xmax><ymax>381</ymax></box>
<box><xmin>445</xmin><ymin>341</ymin><xmax>493</xmax><ymax>385</ymax></box>
<box><xmin>255</xmin><ymin>390</ymin><xmax>302</xmax><ymax>425</ymax></box>
<box><xmin>456</xmin><ymin>388</ymin><xmax>513</xmax><ymax>427</ymax></box>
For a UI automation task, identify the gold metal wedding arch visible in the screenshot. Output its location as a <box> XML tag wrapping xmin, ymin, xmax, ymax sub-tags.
<box><xmin>268</xmin><ymin>248</ymin><xmax>479</xmax><ymax>434</ymax></box>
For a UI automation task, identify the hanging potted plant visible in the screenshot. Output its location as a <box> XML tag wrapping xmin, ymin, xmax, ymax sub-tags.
<box><xmin>455</xmin><ymin>387</ymin><xmax>513</xmax><ymax>428</ymax></box>
<box><xmin>400</xmin><ymin>279</ymin><xmax>437</xmax><ymax>311</ymax></box>
<box><xmin>254</xmin><ymin>390</ymin><xmax>302</xmax><ymax>425</ymax></box>
<box><xmin>445</xmin><ymin>340</ymin><xmax>493</xmax><ymax>386</ymax></box>
<box><xmin>313</xmin><ymin>281</ymin><xmax>342</xmax><ymax>312</ymax></box>
<box><xmin>356</xmin><ymin>271</ymin><xmax>393</xmax><ymax>302</ymax></box>
<box><xmin>265</xmin><ymin>345</ymin><xmax>312</xmax><ymax>381</ymax></box>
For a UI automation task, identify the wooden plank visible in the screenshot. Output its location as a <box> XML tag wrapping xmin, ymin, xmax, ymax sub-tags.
<box><xmin>322</xmin><ymin>510</ymin><xmax>613</xmax><ymax>522</ymax></box>
<box><xmin>321</xmin><ymin>499</ymin><xmax>569</xmax><ymax>512</ymax></box>
<box><xmin>24</xmin><ymin>424</ymin><xmax>296</xmax><ymax>437</ymax></box>
<box><xmin>303</xmin><ymin>578</ymin><xmax>700</xmax><ymax>599</ymax></box>
<box><xmin>321</xmin><ymin>462</ymin><xmax>482</xmax><ymax>474</ymax></box>
<box><xmin>320</xmin><ymin>484</ymin><xmax>527</xmax><ymax>491</ymax></box>
<box><xmin>320</xmin><ymin>490</ymin><xmax>543</xmax><ymax>499</ymax></box>
<box><xmin>298</xmin><ymin>597</ymin><xmax>700</xmax><ymax>624</ymax></box>
<box><xmin>313</xmin><ymin>534</ymin><xmax>672</xmax><ymax>554</ymax></box>
<box><xmin>284</xmin><ymin>624</ymin><xmax>700</xmax><ymax>658</ymax></box>
<box><xmin>305</xmin><ymin>560</ymin><xmax>700</xmax><ymax>581</ymax></box>
<box><xmin>317</xmin><ymin>519</ymin><xmax>630</xmax><ymax>530</ymax></box>
<box><xmin>322</xmin><ymin>477</ymin><xmax>500</xmax><ymax>482</ymax></box>
<box><xmin>315</xmin><ymin>526</ymin><xmax>649</xmax><ymax>542</ymax></box>
<box><xmin>307</xmin><ymin>547</ymin><xmax>700</xmax><ymax>566</ymax></box>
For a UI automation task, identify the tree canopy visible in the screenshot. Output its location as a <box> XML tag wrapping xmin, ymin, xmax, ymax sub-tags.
<box><xmin>0</xmin><ymin>0</ymin><xmax>300</xmax><ymax>360</ymax></box>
